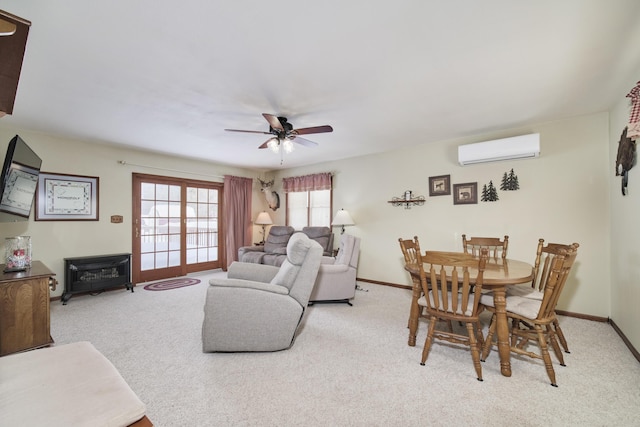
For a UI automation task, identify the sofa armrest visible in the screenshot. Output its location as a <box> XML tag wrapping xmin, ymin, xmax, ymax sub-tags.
<box><xmin>318</xmin><ymin>263</ymin><xmax>351</xmax><ymax>275</ymax></box>
<box><xmin>227</xmin><ymin>261</ymin><xmax>280</xmax><ymax>283</ymax></box>
<box><xmin>238</xmin><ymin>245</ymin><xmax>265</xmax><ymax>258</ymax></box>
<box><xmin>320</xmin><ymin>256</ymin><xmax>336</xmax><ymax>265</ymax></box>
<box><xmin>0</xmin><ymin>342</ymin><xmax>148</xmax><ymax>427</ymax></box>
<box><xmin>209</xmin><ymin>277</ymin><xmax>289</xmax><ymax>295</ymax></box>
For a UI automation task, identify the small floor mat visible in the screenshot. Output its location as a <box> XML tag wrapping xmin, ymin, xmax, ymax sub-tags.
<box><xmin>143</xmin><ymin>278</ymin><xmax>201</xmax><ymax>291</ymax></box>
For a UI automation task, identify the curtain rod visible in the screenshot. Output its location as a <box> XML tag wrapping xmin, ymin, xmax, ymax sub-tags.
<box><xmin>117</xmin><ymin>160</ymin><xmax>227</xmax><ymax>180</ymax></box>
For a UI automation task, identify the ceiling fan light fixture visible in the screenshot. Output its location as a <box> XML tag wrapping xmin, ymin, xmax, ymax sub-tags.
<box><xmin>267</xmin><ymin>138</ymin><xmax>279</xmax><ymax>153</ymax></box>
<box><xmin>225</xmin><ymin>113</ymin><xmax>332</xmax><ymax>161</ymax></box>
<box><xmin>282</xmin><ymin>139</ymin><xmax>294</xmax><ymax>153</ymax></box>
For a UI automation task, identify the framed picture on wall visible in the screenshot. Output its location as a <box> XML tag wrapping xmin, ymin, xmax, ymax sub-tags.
<box><xmin>35</xmin><ymin>172</ymin><xmax>99</xmax><ymax>221</ymax></box>
<box><xmin>453</xmin><ymin>182</ymin><xmax>478</xmax><ymax>205</ymax></box>
<box><xmin>428</xmin><ymin>174</ymin><xmax>451</xmax><ymax>196</ymax></box>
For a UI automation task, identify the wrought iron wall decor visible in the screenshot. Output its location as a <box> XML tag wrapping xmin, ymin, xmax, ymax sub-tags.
<box><xmin>387</xmin><ymin>190</ymin><xmax>425</xmax><ymax>209</ymax></box>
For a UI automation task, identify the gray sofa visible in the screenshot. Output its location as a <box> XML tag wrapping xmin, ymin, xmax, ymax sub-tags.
<box><xmin>202</xmin><ymin>232</ymin><xmax>323</xmax><ymax>352</ymax></box>
<box><xmin>238</xmin><ymin>226</ymin><xmax>333</xmax><ymax>266</ymax></box>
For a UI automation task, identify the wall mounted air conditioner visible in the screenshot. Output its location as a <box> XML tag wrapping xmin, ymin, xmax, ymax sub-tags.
<box><xmin>457</xmin><ymin>133</ymin><xmax>540</xmax><ymax>166</ymax></box>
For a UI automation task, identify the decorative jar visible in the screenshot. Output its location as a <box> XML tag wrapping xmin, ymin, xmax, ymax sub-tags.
<box><xmin>5</xmin><ymin>236</ymin><xmax>32</xmax><ymax>270</ymax></box>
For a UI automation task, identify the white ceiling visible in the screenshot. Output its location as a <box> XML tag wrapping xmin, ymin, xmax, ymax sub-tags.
<box><xmin>2</xmin><ymin>1</ymin><xmax>640</xmax><ymax>171</ymax></box>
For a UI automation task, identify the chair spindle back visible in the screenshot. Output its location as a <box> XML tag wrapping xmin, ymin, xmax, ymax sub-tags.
<box><xmin>462</xmin><ymin>234</ymin><xmax>509</xmax><ymax>260</ymax></box>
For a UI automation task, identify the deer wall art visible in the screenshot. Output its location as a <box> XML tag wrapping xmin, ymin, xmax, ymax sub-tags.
<box><xmin>258</xmin><ymin>178</ymin><xmax>280</xmax><ymax>211</ymax></box>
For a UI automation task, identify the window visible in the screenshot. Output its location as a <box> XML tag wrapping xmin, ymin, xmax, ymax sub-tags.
<box><xmin>282</xmin><ymin>172</ymin><xmax>332</xmax><ymax>230</ymax></box>
<box><xmin>287</xmin><ymin>189</ymin><xmax>331</xmax><ymax>229</ymax></box>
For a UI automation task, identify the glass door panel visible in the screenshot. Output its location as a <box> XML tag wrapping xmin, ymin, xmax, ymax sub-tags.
<box><xmin>186</xmin><ymin>186</ymin><xmax>219</xmax><ymax>266</ymax></box>
<box><xmin>133</xmin><ymin>174</ymin><xmax>222</xmax><ymax>284</ymax></box>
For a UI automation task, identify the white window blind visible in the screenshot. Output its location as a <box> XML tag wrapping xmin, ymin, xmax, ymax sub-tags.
<box><xmin>287</xmin><ymin>189</ymin><xmax>331</xmax><ymax>229</ymax></box>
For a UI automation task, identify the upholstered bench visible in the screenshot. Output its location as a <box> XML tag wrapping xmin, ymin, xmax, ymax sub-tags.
<box><xmin>0</xmin><ymin>341</ymin><xmax>151</xmax><ymax>427</ymax></box>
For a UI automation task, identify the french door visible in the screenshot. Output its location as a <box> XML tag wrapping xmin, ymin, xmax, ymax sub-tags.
<box><xmin>132</xmin><ymin>173</ymin><xmax>223</xmax><ymax>284</ymax></box>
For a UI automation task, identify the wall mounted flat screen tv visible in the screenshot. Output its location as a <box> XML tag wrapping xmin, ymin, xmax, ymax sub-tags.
<box><xmin>0</xmin><ymin>135</ymin><xmax>42</xmax><ymax>221</ymax></box>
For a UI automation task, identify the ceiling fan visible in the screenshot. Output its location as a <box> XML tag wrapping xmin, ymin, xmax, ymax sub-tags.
<box><xmin>225</xmin><ymin>113</ymin><xmax>333</xmax><ymax>151</ymax></box>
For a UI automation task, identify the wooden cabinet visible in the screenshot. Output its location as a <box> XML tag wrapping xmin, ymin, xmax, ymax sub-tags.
<box><xmin>0</xmin><ymin>261</ymin><xmax>55</xmax><ymax>356</ymax></box>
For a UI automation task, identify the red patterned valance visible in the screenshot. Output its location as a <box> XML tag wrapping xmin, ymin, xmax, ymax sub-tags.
<box><xmin>627</xmin><ymin>80</ymin><xmax>640</xmax><ymax>141</ymax></box>
<box><xmin>282</xmin><ymin>172</ymin><xmax>332</xmax><ymax>193</ymax></box>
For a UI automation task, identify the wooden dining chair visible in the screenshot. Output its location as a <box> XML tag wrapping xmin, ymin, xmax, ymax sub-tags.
<box><xmin>399</xmin><ymin>236</ymin><xmax>420</xmax><ymax>265</ymax></box>
<box><xmin>480</xmin><ymin>242</ymin><xmax>579</xmax><ymax>386</ymax></box>
<box><xmin>506</xmin><ymin>239</ymin><xmax>580</xmax><ymax>354</ymax></box>
<box><xmin>417</xmin><ymin>249</ymin><xmax>489</xmax><ymax>381</ymax></box>
<box><xmin>462</xmin><ymin>234</ymin><xmax>509</xmax><ymax>260</ymax></box>
<box><xmin>398</xmin><ymin>236</ymin><xmax>428</xmax><ymax>346</ymax></box>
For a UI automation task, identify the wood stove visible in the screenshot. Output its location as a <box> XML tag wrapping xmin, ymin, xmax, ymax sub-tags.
<box><xmin>62</xmin><ymin>253</ymin><xmax>132</xmax><ymax>304</ymax></box>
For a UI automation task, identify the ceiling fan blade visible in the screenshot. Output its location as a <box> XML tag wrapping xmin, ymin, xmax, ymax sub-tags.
<box><xmin>0</xmin><ymin>18</ymin><xmax>17</xmax><ymax>36</ymax></box>
<box><xmin>225</xmin><ymin>129</ymin><xmax>271</xmax><ymax>135</ymax></box>
<box><xmin>292</xmin><ymin>136</ymin><xmax>319</xmax><ymax>148</ymax></box>
<box><xmin>292</xmin><ymin>125</ymin><xmax>333</xmax><ymax>135</ymax></box>
<box><xmin>258</xmin><ymin>137</ymin><xmax>277</xmax><ymax>149</ymax></box>
<box><xmin>262</xmin><ymin>113</ymin><xmax>284</xmax><ymax>132</ymax></box>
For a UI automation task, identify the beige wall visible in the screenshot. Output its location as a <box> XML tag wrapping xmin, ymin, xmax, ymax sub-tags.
<box><xmin>275</xmin><ymin>112</ymin><xmax>611</xmax><ymax>317</ymax></box>
<box><xmin>609</xmin><ymin>79</ymin><xmax>640</xmax><ymax>350</ymax></box>
<box><xmin>0</xmin><ymin>111</ymin><xmax>619</xmax><ymax>323</ymax></box>
<box><xmin>0</xmin><ymin>126</ymin><xmax>262</xmax><ymax>298</ymax></box>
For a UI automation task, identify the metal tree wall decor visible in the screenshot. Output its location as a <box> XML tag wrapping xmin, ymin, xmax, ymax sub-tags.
<box><xmin>500</xmin><ymin>169</ymin><xmax>520</xmax><ymax>191</ymax></box>
<box><xmin>481</xmin><ymin>180</ymin><xmax>499</xmax><ymax>202</ymax></box>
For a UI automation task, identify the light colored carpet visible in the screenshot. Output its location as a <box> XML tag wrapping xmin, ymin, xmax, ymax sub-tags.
<box><xmin>50</xmin><ymin>270</ymin><xmax>640</xmax><ymax>427</ymax></box>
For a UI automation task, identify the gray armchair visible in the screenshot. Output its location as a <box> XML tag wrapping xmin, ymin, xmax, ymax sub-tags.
<box><xmin>302</xmin><ymin>226</ymin><xmax>334</xmax><ymax>256</ymax></box>
<box><xmin>202</xmin><ymin>232</ymin><xmax>323</xmax><ymax>352</ymax></box>
<box><xmin>237</xmin><ymin>225</ymin><xmax>295</xmax><ymax>266</ymax></box>
<box><xmin>309</xmin><ymin>233</ymin><xmax>361</xmax><ymax>305</ymax></box>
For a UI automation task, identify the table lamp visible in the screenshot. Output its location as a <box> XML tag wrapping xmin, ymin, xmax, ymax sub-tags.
<box><xmin>254</xmin><ymin>211</ymin><xmax>273</xmax><ymax>244</ymax></box>
<box><xmin>331</xmin><ymin>209</ymin><xmax>355</xmax><ymax>234</ymax></box>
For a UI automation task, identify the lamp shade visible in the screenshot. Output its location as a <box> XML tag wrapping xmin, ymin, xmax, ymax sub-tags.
<box><xmin>255</xmin><ymin>211</ymin><xmax>273</xmax><ymax>225</ymax></box>
<box><xmin>331</xmin><ymin>209</ymin><xmax>354</xmax><ymax>226</ymax></box>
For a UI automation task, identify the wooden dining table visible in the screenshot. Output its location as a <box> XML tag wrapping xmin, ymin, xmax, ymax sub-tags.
<box><xmin>405</xmin><ymin>257</ymin><xmax>534</xmax><ymax>377</ymax></box>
